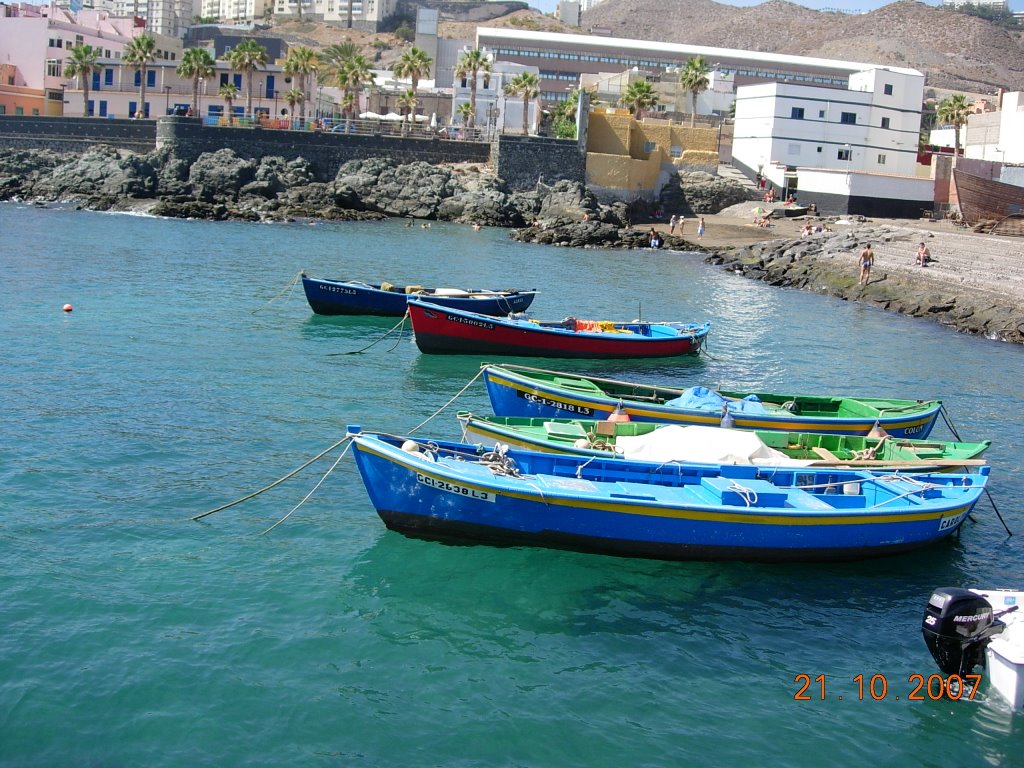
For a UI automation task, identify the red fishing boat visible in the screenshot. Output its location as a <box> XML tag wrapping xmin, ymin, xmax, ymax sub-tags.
<box><xmin>407</xmin><ymin>299</ymin><xmax>710</xmax><ymax>358</ymax></box>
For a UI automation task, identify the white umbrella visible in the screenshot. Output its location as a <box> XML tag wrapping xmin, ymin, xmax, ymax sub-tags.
<box><xmin>430</xmin><ymin>112</ymin><xmax>437</xmax><ymax>129</ymax></box>
<box><xmin>359</xmin><ymin>111</ymin><xmax>381</xmax><ymax>119</ymax></box>
<box><xmin>414</xmin><ymin>114</ymin><xmax>429</xmax><ymax>122</ymax></box>
<box><xmin>383</xmin><ymin>112</ymin><xmax>403</xmax><ymax>121</ymax></box>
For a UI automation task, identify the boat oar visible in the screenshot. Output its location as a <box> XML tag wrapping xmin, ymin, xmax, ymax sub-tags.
<box><xmin>807</xmin><ymin>458</ymin><xmax>987</xmax><ymax>468</ymax></box>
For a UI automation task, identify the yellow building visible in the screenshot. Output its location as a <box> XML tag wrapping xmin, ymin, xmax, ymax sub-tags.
<box><xmin>585</xmin><ymin>111</ymin><xmax>719</xmax><ymax>199</ymax></box>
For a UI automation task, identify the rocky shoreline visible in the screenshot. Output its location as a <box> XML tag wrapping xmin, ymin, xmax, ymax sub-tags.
<box><xmin>705</xmin><ymin>225</ymin><xmax>1024</xmax><ymax>344</ymax></box>
<box><xmin>3</xmin><ymin>145</ymin><xmax>1021</xmax><ymax>344</ymax></box>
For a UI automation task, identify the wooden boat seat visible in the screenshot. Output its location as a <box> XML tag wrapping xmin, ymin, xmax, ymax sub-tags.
<box><xmin>544</xmin><ymin>422</ymin><xmax>588</xmax><ymax>440</ymax></box>
<box><xmin>811</xmin><ymin>446</ymin><xmax>840</xmax><ymax>461</ymax></box>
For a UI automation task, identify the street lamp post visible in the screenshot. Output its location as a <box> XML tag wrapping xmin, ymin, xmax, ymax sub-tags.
<box><xmin>274</xmin><ymin>90</ymin><xmax>279</xmax><ymax>119</ymax></box>
<box><xmin>163</xmin><ymin>84</ymin><xmax>171</xmax><ymax>115</ymax></box>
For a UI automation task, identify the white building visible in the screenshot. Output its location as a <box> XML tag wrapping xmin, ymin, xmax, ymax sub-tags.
<box><xmin>732</xmin><ymin>67</ymin><xmax>932</xmax><ymax>216</ymax></box>
<box><xmin>199</xmin><ymin>0</ymin><xmax>270</xmax><ymax>24</ymax></box>
<box><xmin>271</xmin><ymin>0</ymin><xmax>397</xmax><ymax>30</ymax></box>
<box><xmin>450</xmin><ymin>55</ymin><xmax>541</xmax><ymax>136</ymax></box>
<box><xmin>965</xmin><ymin>91</ymin><xmax>1024</xmax><ymax>165</ymax></box>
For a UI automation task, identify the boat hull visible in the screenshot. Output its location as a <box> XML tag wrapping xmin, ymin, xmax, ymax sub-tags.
<box><xmin>350</xmin><ymin>432</ymin><xmax>988</xmax><ymax>562</ymax></box>
<box><xmin>301</xmin><ymin>276</ymin><xmax>537</xmax><ymax>317</ymax></box>
<box><xmin>409</xmin><ymin>300</ymin><xmax>710</xmax><ymax>358</ymax></box>
<box><xmin>482</xmin><ymin>365</ymin><xmax>942</xmax><ymax>438</ymax></box>
<box><xmin>457</xmin><ymin>414</ymin><xmax>989</xmax><ymax>472</ymax></box>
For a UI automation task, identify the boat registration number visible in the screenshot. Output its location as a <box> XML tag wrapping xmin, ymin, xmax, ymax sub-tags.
<box><xmin>322</xmin><ymin>286</ymin><xmax>357</xmax><ymax>294</ymax></box>
<box><xmin>938</xmin><ymin>511</ymin><xmax>968</xmax><ymax>531</ymax></box>
<box><xmin>417</xmin><ymin>473</ymin><xmax>495</xmax><ymax>502</ymax></box>
<box><xmin>522</xmin><ymin>392</ymin><xmax>595</xmax><ymax>416</ymax></box>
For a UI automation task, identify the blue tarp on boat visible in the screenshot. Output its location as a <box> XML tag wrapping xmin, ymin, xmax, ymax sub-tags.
<box><xmin>666</xmin><ymin>386</ymin><xmax>768</xmax><ymax>414</ymax></box>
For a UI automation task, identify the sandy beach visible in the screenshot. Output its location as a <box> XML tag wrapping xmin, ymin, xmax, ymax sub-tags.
<box><xmin>641</xmin><ymin>211</ymin><xmax>1024</xmax><ymax>307</ymax></box>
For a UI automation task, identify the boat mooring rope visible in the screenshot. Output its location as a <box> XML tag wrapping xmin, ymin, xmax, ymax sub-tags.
<box><xmin>983</xmin><ymin>488</ymin><xmax>1013</xmax><ymax>536</ymax></box>
<box><xmin>408</xmin><ymin>368</ymin><xmax>486</xmax><ymax>435</ymax></box>
<box><xmin>938</xmin><ymin>405</ymin><xmax>964</xmax><ymax>441</ymax></box>
<box><xmin>252</xmin><ymin>270</ymin><xmax>304</xmax><ymax>314</ymax></box>
<box><xmin>327</xmin><ymin>311</ymin><xmax>410</xmax><ymax>356</ymax></box>
<box><xmin>260</xmin><ymin>441</ymin><xmax>353</xmax><ymax>535</ymax></box>
<box><xmin>191</xmin><ymin>435</ymin><xmax>352</xmax><ymax>521</ymax></box>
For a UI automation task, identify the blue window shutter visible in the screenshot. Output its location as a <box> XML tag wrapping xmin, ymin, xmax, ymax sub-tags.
<box><xmin>92</xmin><ymin>72</ymin><xmax>100</xmax><ymax>91</ymax></box>
<box><xmin>104</xmin><ymin>68</ymin><xmax>113</xmax><ymax>85</ymax></box>
<box><xmin>147</xmin><ymin>71</ymin><xmax>155</xmax><ymax>87</ymax></box>
<box><xmin>134</xmin><ymin>71</ymin><xmax>141</xmax><ymax>86</ymax></box>
<box><xmin>233</xmin><ymin>74</ymin><xmax>242</xmax><ymax>89</ymax></box>
<box><xmin>99</xmin><ymin>100</ymin><xmax>107</xmax><ymax>117</ymax></box>
<box><xmin>129</xmin><ymin>100</ymin><xmax>137</xmax><ymax>115</ymax></box>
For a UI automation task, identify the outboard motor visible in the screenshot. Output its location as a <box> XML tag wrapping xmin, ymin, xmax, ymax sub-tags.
<box><xmin>922</xmin><ymin>587</ymin><xmax>1005</xmax><ymax>676</ymax></box>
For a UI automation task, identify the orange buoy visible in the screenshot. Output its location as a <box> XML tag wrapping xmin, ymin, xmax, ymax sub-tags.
<box><xmin>62</xmin><ymin>304</ymin><xmax>73</xmax><ymax>312</ymax></box>
<box><xmin>606</xmin><ymin>400</ymin><xmax>631</xmax><ymax>423</ymax></box>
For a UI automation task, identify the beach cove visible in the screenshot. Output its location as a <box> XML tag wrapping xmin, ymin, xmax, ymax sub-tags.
<box><xmin>2</xmin><ymin>203</ymin><xmax>1023</xmax><ymax>764</ymax></box>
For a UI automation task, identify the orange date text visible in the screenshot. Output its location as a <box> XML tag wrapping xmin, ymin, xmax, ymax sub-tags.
<box><xmin>793</xmin><ymin>673</ymin><xmax>982</xmax><ymax>701</ymax></box>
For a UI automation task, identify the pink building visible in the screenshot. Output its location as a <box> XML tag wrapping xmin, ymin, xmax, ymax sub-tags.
<box><xmin>0</xmin><ymin>2</ymin><xmax>177</xmax><ymax>117</ymax></box>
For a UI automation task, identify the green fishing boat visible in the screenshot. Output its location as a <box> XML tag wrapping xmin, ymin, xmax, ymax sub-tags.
<box><xmin>456</xmin><ymin>412</ymin><xmax>991</xmax><ymax>472</ymax></box>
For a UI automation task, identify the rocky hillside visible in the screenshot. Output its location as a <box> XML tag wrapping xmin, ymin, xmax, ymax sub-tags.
<box><xmin>582</xmin><ymin>0</ymin><xmax>1024</xmax><ymax>95</ymax></box>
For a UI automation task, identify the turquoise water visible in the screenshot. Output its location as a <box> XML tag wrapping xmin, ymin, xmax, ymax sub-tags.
<box><xmin>1</xmin><ymin>204</ymin><xmax>1023</xmax><ymax>765</ymax></box>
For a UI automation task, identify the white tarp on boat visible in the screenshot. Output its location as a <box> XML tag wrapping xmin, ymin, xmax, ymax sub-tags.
<box><xmin>615</xmin><ymin>425</ymin><xmax>813</xmax><ymax>465</ymax></box>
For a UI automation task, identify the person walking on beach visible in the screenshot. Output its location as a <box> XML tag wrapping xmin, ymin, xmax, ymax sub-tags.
<box><xmin>669</xmin><ymin>214</ymin><xmax>678</xmax><ymax>235</ymax></box>
<box><xmin>859</xmin><ymin>244</ymin><xmax>874</xmax><ymax>285</ymax></box>
<box><xmin>696</xmin><ymin>217</ymin><xmax>706</xmax><ymax>240</ymax></box>
<box><xmin>915</xmin><ymin>242</ymin><xmax>931</xmax><ymax>267</ymax></box>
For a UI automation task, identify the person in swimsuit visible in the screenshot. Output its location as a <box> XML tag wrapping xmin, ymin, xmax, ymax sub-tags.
<box><xmin>859</xmin><ymin>244</ymin><xmax>874</xmax><ymax>285</ymax></box>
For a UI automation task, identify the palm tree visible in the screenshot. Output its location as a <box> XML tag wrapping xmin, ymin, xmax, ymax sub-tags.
<box><xmin>285</xmin><ymin>87</ymin><xmax>304</xmax><ymax>121</ymax></box>
<box><xmin>936</xmin><ymin>94</ymin><xmax>971</xmax><ymax>157</ymax></box>
<box><xmin>227</xmin><ymin>38</ymin><xmax>269</xmax><ymax>119</ymax></box>
<box><xmin>322</xmin><ymin>41</ymin><xmax>358</xmax><ymax>76</ymax></box>
<box><xmin>620</xmin><ymin>79</ymin><xmax>658</xmax><ymax>120</ymax></box>
<box><xmin>679</xmin><ymin>55</ymin><xmax>711</xmax><ymax>127</ymax></box>
<box><xmin>336</xmin><ymin>54</ymin><xmax>374</xmax><ymax>129</ymax></box>
<box><xmin>123</xmin><ymin>34</ymin><xmax>157</xmax><ymax>118</ymax></box>
<box><xmin>219</xmin><ymin>82</ymin><xmax>239</xmax><ymax>125</ymax></box>
<box><xmin>284</xmin><ymin>46</ymin><xmax>318</xmax><ymax>124</ymax></box>
<box><xmin>505</xmin><ymin>72</ymin><xmax>540</xmax><ymax>136</ymax></box>
<box><xmin>456</xmin><ymin>101</ymin><xmax>474</xmax><ymax>136</ymax></box>
<box><xmin>176</xmin><ymin>47</ymin><xmax>215</xmax><ymax>117</ymax></box>
<box><xmin>396</xmin><ymin>89</ymin><xmax>417</xmax><ymax>132</ymax></box>
<box><xmin>393</xmin><ymin>46</ymin><xmax>433</xmax><ymax>96</ymax></box>
<box><xmin>64</xmin><ymin>44</ymin><xmax>100</xmax><ymax>117</ymax></box>
<box><xmin>454</xmin><ymin>48</ymin><xmax>491</xmax><ymax>129</ymax></box>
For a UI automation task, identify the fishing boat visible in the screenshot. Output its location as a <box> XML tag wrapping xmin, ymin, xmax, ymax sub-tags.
<box><xmin>348</xmin><ymin>428</ymin><xmax>990</xmax><ymax>561</ymax></box>
<box><xmin>922</xmin><ymin>588</ymin><xmax>1024</xmax><ymax>709</ymax></box>
<box><xmin>482</xmin><ymin>364</ymin><xmax>943</xmax><ymax>439</ymax></box>
<box><xmin>301</xmin><ymin>275</ymin><xmax>538</xmax><ymax>317</ymax></box>
<box><xmin>408</xmin><ymin>299</ymin><xmax>710</xmax><ymax>358</ymax></box>
<box><xmin>456</xmin><ymin>413</ymin><xmax>990</xmax><ymax>472</ymax></box>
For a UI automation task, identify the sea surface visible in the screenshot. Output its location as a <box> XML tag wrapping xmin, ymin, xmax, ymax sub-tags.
<box><xmin>1</xmin><ymin>204</ymin><xmax>1023</xmax><ymax>766</ymax></box>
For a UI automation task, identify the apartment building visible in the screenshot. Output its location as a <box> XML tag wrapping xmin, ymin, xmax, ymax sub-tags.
<box><xmin>0</xmin><ymin>2</ymin><xmax>180</xmax><ymax>116</ymax></box>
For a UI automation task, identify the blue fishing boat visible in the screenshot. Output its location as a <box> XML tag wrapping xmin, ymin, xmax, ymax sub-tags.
<box><xmin>348</xmin><ymin>429</ymin><xmax>989</xmax><ymax>561</ymax></box>
<box><xmin>482</xmin><ymin>364</ymin><xmax>944</xmax><ymax>439</ymax></box>
<box><xmin>301</xmin><ymin>275</ymin><xmax>538</xmax><ymax>317</ymax></box>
